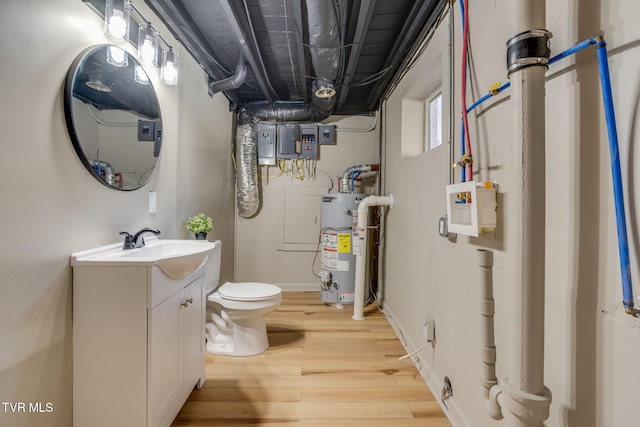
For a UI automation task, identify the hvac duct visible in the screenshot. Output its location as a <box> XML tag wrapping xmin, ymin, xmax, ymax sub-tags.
<box><xmin>244</xmin><ymin>102</ymin><xmax>329</xmax><ymax>122</ymax></box>
<box><xmin>305</xmin><ymin>0</ymin><xmax>341</xmax><ymax>115</ymax></box>
<box><xmin>235</xmin><ymin>110</ymin><xmax>259</xmax><ymax>218</ymax></box>
<box><xmin>208</xmin><ymin>51</ymin><xmax>247</xmax><ymax>95</ymax></box>
<box><xmin>239</xmin><ymin>1</ymin><xmax>342</xmax><ymax>121</ymax></box>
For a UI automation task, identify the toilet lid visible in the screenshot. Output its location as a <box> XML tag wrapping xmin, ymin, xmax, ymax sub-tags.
<box><xmin>218</xmin><ymin>282</ymin><xmax>281</xmax><ymax>301</ymax></box>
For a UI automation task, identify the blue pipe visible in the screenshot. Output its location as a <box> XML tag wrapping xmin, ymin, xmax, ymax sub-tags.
<box><xmin>595</xmin><ymin>39</ymin><xmax>636</xmax><ymax>313</ymax></box>
<box><xmin>465</xmin><ymin>37</ymin><xmax>598</xmax><ymax>115</ymax></box>
<box><xmin>462</xmin><ymin>35</ymin><xmax>637</xmax><ymax>314</ymax></box>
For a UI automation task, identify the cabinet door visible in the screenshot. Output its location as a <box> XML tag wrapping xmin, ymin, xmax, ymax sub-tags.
<box><xmin>183</xmin><ymin>276</ymin><xmax>205</xmax><ymax>390</ymax></box>
<box><xmin>148</xmin><ymin>290</ymin><xmax>183</xmax><ymax>427</ymax></box>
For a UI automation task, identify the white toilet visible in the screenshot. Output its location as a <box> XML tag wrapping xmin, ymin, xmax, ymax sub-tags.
<box><xmin>203</xmin><ymin>243</ymin><xmax>282</xmax><ymax>356</ymax></box>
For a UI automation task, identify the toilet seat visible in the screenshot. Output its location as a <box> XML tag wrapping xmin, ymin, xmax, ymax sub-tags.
<box><xmin>218</xmin><ymin>282</ymin><xmax>281</xmax><ymax>301</ymax></box>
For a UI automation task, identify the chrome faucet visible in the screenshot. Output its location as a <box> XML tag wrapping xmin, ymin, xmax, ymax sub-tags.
<box><xmin>119</xmin><ymin>228</ymin><xmax>161</xmax><ymax>250</ymax></box>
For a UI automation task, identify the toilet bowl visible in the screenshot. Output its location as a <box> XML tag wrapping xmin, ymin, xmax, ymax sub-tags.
<box><xmin>206</xmin><ymin>281</ymin><xmax>282</xmax><ymax>356</ymax></box>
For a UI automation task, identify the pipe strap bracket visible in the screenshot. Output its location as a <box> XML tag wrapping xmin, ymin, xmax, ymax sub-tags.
<box><xmin>506</xmin><ymin>30</ymin><xmax>552</xmax><ymax>77</ymax></box>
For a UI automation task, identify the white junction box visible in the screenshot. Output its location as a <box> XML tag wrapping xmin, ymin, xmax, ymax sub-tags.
<box><xmin>445</xmin><ymin>181</ymin><xmax>497</xmax><ymax>237</ymax></box>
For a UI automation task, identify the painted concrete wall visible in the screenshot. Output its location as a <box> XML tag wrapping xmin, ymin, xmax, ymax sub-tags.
<box><xmin>235</xmin><ymin>115</ymin><xmax>380</xmax><ymax>289</ymax></box>
<box><xmin>0</xmin><ymin>0</ymin><xmax>234</xmax><ymax>425</ymax></box>
<box><xmin>382</xmin><ymin>1</ymin><xmax>640</xmax><ymax>426</ymax></box>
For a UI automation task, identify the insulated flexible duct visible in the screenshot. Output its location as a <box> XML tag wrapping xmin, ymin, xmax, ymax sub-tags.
<box><xmin>236</xmin><ymin>110</ymin><xmax>259</xmax><ymax>218</ymax></box>
<box><xmin>306</xmin><ymin>0</ymin><xmax>340</xmax><ymax>115</ymax></box>
<box><xmin>244</xmin><ymin>103</ymin><xmax>329</xmax><ymax>122</ymax></box>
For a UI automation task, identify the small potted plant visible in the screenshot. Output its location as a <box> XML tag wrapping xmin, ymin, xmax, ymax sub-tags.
<box><xmin>185</xmin><ymin>213</ymin><xmax>213</xmax><ymax>240</ymax></box>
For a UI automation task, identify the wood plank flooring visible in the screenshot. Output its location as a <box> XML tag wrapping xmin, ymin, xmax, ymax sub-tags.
<box><xmin>172</xmin><ymin>291</ymin><xmax>451</xmax><ymax>426</ymax></box>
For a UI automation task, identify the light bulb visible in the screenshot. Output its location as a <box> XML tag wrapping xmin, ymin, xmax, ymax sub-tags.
<box><xmin>107</xmin><ymin>46</ymin><xmax>127</xmax><ymax>67</ymax></box>
<box><xmin>138</xmin><ymin>24</ymin><xmax>158</xmax><ymax>66</ymax></box>
<box><xmin>163</xmin><ymin>62</ymin><xmax>176</xmax><ymax>82</ymax></box>
<box><xmin>135</xmin><ymin>65</ymin><xmax>150</xmax><ymax>85</ymax></box>
<box><xmin>161</xmin><ymin>49</ymin><xmax>179</xmax><ymax>85</ymax></box>
<box><xmin>108</xmin><ymin>10</ymin><xmax>127</xmax><ymax>39</ymax></box>
<box><xmin>140</xmin><ymin>37</ymin><xmax>155</xmax><ymax>64</ymax></box>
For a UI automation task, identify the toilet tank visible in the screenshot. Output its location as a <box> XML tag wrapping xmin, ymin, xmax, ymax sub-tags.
<box><xmin>204</xmin><ymin>240</ymin><xmax>222</xmax><ymax>294</ymax></box>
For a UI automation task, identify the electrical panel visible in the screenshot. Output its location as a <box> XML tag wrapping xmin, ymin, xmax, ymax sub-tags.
<box><xmin>318</xmin><ymin>124</ymin><xmax>336</xmax><ymax>145</ymax></box>
<box><xmin>257</xmin><ymin>123</ymin><xmax>276</xmax><ymax>165</ymax></box>
<box><xmin>263</xmin><ymin>123</ymin><xmax>331</xmax><ymax>160</ymax></box>
<box><xmin>299</xmin><ymin>124</ymin><xmax>318</xmax><ymax>159</ymax></box>
<box><xmin>277</xmin><ymin>124</ymin><xmax>300</xmax><ymax>159</ymax></box>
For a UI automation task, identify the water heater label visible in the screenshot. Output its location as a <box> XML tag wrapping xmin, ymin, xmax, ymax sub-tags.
<box><xmin>321</xmin><ymin>233</ymin><xmax>350</xmax><ymax>271</ymax></box>
<box><xmin>337</xmin><ymin>234</ymin><xmax>351</xmax><ymax>253</ymax></box>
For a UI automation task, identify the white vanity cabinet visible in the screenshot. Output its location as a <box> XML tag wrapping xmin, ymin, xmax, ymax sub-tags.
<box><xmin>72</xmin><ymin>264</ymin><xmax>206</xmax><ymax>427</ymax></box>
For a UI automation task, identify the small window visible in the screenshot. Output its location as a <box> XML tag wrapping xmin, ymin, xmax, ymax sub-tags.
<box><xmin>425</xmin><ymin>89</ymin><xmax>442</xmax><ymax>151</ymax></box>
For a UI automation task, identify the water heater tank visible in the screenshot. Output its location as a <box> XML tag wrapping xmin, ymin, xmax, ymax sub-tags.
<box><xmin>319</xmin><ymin>192</ymin><xmax>368</xmax><ymax>306</ymax></box>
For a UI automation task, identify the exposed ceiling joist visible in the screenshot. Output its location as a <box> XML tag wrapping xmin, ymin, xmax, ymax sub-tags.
<box><xmin>336</xmin><ymin>0</ymin><xmax>377</xmax><ymax>110</ymax></box>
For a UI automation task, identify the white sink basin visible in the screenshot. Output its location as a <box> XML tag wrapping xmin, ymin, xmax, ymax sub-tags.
<box><xmin>71</xmin><ymin>237</ymin><xmax>218</xmax><ymax>280</ymax></box>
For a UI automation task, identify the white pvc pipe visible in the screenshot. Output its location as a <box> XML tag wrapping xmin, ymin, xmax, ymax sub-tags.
<box><xmin>477</xmin><ymin>249</ymin><xmax>503</xmax><ymax>420</ymax></box>
<box><xmin>353</xmin><ymin>194</ymin><xmax>393</xmax><ymax>320</ymax></box>
<box><xmin>499</xmin><ymin>1</ymin><xmax>552</xmax><ymax>426</ymax></box>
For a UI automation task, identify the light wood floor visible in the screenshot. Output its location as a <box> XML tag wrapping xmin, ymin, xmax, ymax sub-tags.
<box><xmin>172</xmin><ymin>291</ymin><xmax>452</xmax><ymax>426</ymax></box>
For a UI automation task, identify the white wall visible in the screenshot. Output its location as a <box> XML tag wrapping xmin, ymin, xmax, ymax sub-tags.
<box><xmin>0</xmin><ymin>0</ymin><xmax>234</xmax><ymax>425</ymax></box>
<box><xmin>382</xmin><ymin>1</ymin><xmax>640</xmax><ymax>426</ymax></box>
<box><xmin>235</xmin><ymin>116</ymin><xmax>379</xmax><ymax>289</ymax></box>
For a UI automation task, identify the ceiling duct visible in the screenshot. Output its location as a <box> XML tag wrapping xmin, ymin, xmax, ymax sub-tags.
<box><xmin>208</xmin><ymin>51</ymin><xmax>247</xmax><ymax>96</ymax></box>
<box><xmin>305</xmin><ymin>0</ymin><xmax>341</xmax><ymax>115</ymax></box>
<box><xmin>244</xmin><ymin>102</ymin><xmax>328</xmax><ymax>122</ymax></box>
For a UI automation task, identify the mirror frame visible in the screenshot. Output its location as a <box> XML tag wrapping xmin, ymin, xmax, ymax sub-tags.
<box><xmin>63</xmin><ymin>44</ymin><xmax>163</xmax><ymax>191</ymax></box>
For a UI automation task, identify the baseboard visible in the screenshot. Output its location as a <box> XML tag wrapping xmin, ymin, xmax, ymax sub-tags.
<box><xmin>382</xmin><ymin>305</ymin><xmax>471</xmax><ymax>427</ymax></box>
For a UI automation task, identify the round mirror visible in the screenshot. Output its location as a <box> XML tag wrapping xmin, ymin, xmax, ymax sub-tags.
<box><xmin>64</xmin><ymin>45</ymin><xmax>162</xmax><ymax>190</ymax></box>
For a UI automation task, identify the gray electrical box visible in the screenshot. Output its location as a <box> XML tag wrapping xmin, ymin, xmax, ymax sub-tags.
<box><xmin>299</xmin><ymin>124</ymin><xmax>318</xmax><ymax>159</ymax></box>
<box><xmin>257</xmin><ymin>123</ymin><xmax>276</xmax><ymax>165</ymax></box>
<box><xmin>277</xmin><ymin>124</ymin><xmax>299</xmax><ymax>159</ymax></box>
<box><xmin>318</xmin><ymin>124</ymin><xmax>336</xmax><ymax>145</ymax></box>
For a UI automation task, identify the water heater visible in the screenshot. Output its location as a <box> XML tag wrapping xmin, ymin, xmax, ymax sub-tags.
<box><xmin>319</xmin><ymin>192</ymin><xmax>368</xmax><ymax>306</ymax></box>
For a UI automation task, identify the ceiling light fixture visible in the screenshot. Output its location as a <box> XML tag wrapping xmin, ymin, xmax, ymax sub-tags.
<box><xmin>104</xmin><ymin>0</ymin><xmax>130</xmax><ymax>42</ymax></box>
<box><xmin>161</xmin><ymin>48</ymin><xmax>179</xmax><ymax>85</ymax></box>
<box><xmin>138</xmin><ymin>23</ymin><xmax>158</xmax><ymax>66</ymax></box>
<box><xmin>97</xmin><ymin>0</ymin><xmax>180</xmax><ymax>86</ymax></box>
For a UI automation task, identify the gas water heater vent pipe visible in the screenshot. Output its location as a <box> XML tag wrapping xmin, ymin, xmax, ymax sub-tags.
<box><xmin>340</xmin><ymin>164</ymin><xmax>380</xmax><ymax>193</ymax></box>
<box><xmin>353</xmin><ymin>194</ymin><xmax>393</xmax><ymax>320</ymax></box>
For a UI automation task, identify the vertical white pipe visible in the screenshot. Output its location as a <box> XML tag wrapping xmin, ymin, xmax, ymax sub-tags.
<box><xmin>501</xmin><ymin>1</ymin><xmax>552</xmax><ymax>426</ymax></box>
<box><xmin>477</xmin><ymin>249</ymin><xmax>503</xmax><ymax>420</ymax></box>
<box><xmin>353</xmin><ymin>195</ymin><xmax>393</xmax><ymax>320</ymax></box>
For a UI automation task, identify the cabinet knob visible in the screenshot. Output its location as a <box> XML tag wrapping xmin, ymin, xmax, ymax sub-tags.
<box><xmin>181</xmin><ymin>298</ymin><xmax>194</xmax><ymax>308</ymax></box>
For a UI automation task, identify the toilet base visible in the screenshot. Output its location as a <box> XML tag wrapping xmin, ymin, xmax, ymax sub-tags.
<box><xmin>206</xmin><ymin>316</ymin><xmax>270</xmax><ymax>356</ymax></box>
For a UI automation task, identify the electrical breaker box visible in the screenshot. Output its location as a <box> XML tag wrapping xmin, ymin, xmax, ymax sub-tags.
<box><xmin>318</xmin><ymin>124</ymin><xmax>335</xmax><ymax>145</ymax></box>
<box><xmin>257</xmin><ymin>123</ymin><xmax>276</xmax><ymax>165</ymax></box>
<box><xmin>445</xmin><ymin>181</ymin><xmax>497</xmax><ymax>237</ymax></box>
<box><xmin>277</xmin><ymin>124</ymin><xmax>299</xmax><ymax>159</ymax></box>
<box><xmin>299</xmin><ymin>124</ymin><xmax>318</xmax><ymax>159</ymax></box>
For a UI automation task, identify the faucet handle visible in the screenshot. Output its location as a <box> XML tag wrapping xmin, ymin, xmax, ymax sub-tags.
<box><xmin>119</xmin><ymin>231</ymin><xmax>135</xmax><ymax>250</ymax></box>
